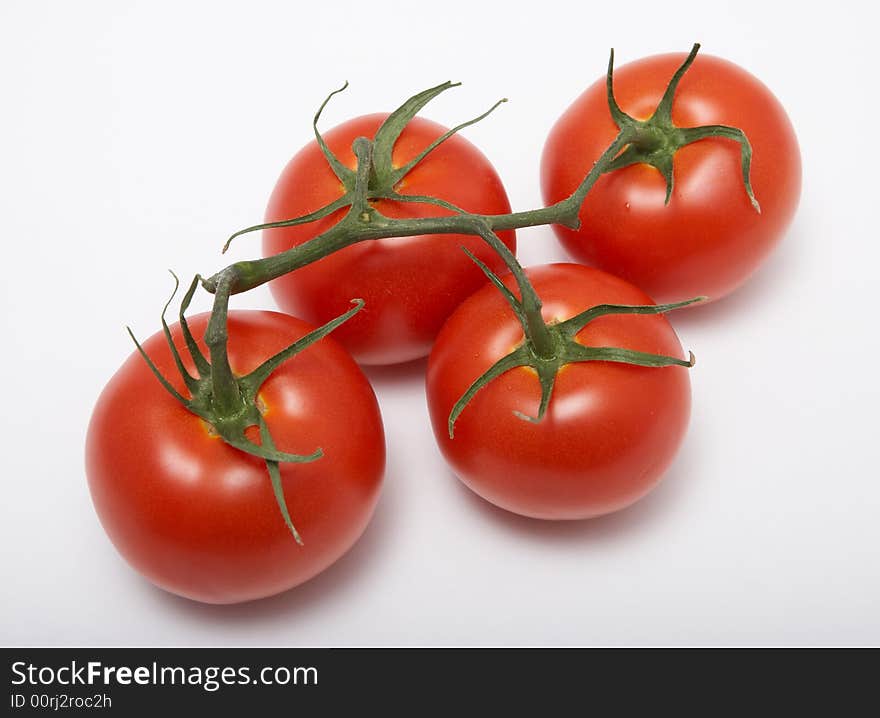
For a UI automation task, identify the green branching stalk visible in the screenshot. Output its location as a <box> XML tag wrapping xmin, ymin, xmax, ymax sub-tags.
<box><xmin>133</xmin><ymin>44</ymin><xmax>759</xmax><ymax>540</ymax></box>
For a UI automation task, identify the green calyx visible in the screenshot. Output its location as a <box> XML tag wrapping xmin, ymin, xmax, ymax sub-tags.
<box><xmin>604</xmin><ymin>43</ymin><xmax>761</xmax><ymax>211</ymax></box>
<box><xmin>221</xmin><ymin>81</ymin><xmax>507</xmax><ymax>253</ymax></box>
<box><xmin>127</xmin><ymin>271</ymin><xmax>365</xmax><ymax>544</ymax></box>
<box><xmin>447</xmin><ymin>247</ymin><xmax>703</xmax><ymax>438</ymax></box>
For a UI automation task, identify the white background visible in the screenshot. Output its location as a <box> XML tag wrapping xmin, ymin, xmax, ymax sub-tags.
<box><xmin>2</xmin><ymin>0</ymin><xmax>877</xmax><ymax>646</ymax></box>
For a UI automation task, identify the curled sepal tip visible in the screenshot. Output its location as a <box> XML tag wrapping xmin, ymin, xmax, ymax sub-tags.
<box><xmin>562</xmin><ymin>344</ymin><xmax>696</xmax><ymax>370</ymax></box>
<box><xmin>677</xmin><ymin>124</ymin><xmax>761</xmax><ymax>212</ymax></box>
<box><xmin>511</xmin><ymin>363</ymin><xmax>557</xmax><ymax>425</ymax></box>
<box><xmin>556</xmin><ymin>295</ymin><xmax>706</xmax><ymax>337</ymax></box>
<box><xmin>313</xmin><ymin>81</ymin><xmax>356</xmax><ymax>186</ymax></box>
<box><xmin>448</xmin><ymin>347</ymin><xmax>530</xmax><ymax>439</ymax></box>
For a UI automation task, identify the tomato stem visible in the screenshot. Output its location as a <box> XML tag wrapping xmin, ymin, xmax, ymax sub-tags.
<box><xmin>204</xmin><ymin>269</ymin><xmax>242</xmax><ymax>417</ymax></box>
<box><xmin>197</xmin><ymin>44</ymin><xmax>744</xmax><ymax>436</ymax></box>
<box><xmin>132</xmin><ymin>44</ymin><xmax>745</xmax><ymax>537</ymax></box>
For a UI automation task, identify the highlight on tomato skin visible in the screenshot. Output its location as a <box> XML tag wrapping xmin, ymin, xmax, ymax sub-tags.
<box><xmin>541</xmin><ymin>51</ymin><xmax>802</xmax><ymax>304</ymax></box>
<box><xmin>263</xmin><ymin>113</ymin><xmax>516</xmax><ymax>366</ymax></box>
<box><xmin>84</xmin><ymin>45</ymin><xmax>792</xmax><ymax>603</ymax></box>
<box><xmin>426</xmin><ymin>264</ymin><xmax>692</xmax><ymax>520</ymax></box>
<box><xmin>85</xmin><ymin>311</ymin><xmax>386</xmax><ymax>605</ymax></box>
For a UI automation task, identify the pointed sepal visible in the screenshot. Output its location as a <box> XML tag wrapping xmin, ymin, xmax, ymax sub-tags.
<box><xmin>371</xmin><ymin>81</ymin><xmax>460</xmax><ymax>183</ymax></box>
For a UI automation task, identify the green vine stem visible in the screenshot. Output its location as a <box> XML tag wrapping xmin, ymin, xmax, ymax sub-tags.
<box><xmin>133</xmin><ymin>44</ymin><xmax>760</xmax><ymax>539</ymax></box>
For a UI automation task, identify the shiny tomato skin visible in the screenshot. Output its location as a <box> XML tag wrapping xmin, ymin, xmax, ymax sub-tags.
<box><xmin>264</xmin><ymin>113</ymin><xmax>515</xmax><ymax>366</ymax></box>
<box><xmin>541</xmin><ymin>53</ymin><xmax>801</xmax><ymax>303</ymax></box>
<box><xmin>426</xmin><ymin>264</ymin><xmax>691</xmax><ymax>520</ymax></box>
<box><xmin>86</xmin><ymin>311</ymin><xmax>385</xmax><ymax>604</ymax></box>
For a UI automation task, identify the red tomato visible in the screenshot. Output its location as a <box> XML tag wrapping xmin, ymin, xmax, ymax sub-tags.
<box><xmin>541</xmin><ymin>53</ymin><xmax>801</xmax><ymax>303</ymax></box>
<box><xmin>426</xmin><ymin>264</ymin><xmax>691</xmax><ymax>519</ymax></box>
<box><xmin>263</xmin><ymin>113</ymin><xmax>515</xmax><ymax>365</ymax></box>
<box><xmin>86</xmin><ymin>311</ymin><xmax>385</xmax><ymax>604</ymax></box>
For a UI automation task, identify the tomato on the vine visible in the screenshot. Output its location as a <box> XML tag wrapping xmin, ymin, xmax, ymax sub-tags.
<box><xmin>263</xmin><ymin>113</ymin><xmax>515</xmax><ymax>365</ymax></box>
<box><xmin>86</xmin><ymin>311</ymin><xmax>385</xmax><ymax>604</ymax></box>
<box><xmin>426</xmin><ymin>263</ymin><xmax>691</xmax><ymax>519</ymax></box>
<box><xmin>541</xmin><ymin>52</ymin><xmax>801</xmax><ymax>303</ymax></box>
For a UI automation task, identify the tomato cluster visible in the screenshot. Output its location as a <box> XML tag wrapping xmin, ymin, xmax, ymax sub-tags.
<box><xmin>86</xmin><ymin>47</ymin><xmax>800</xmax><ymax>603</ymax></box>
